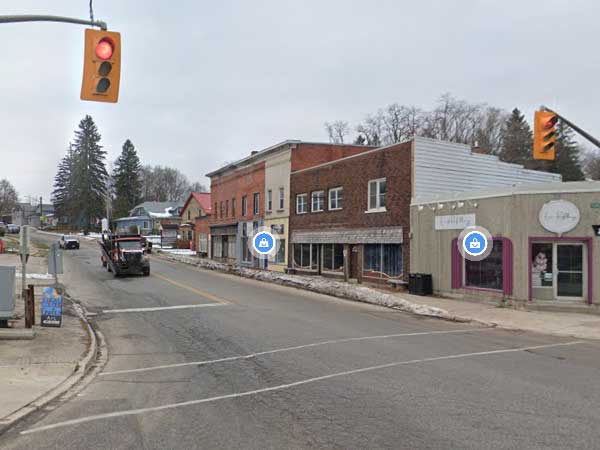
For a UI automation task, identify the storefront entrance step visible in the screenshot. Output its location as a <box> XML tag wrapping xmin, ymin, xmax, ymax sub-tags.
<box><xmin>525</xmin><ymin>302</ymin><xmax>600</xmax><ymax>316</ymax></box>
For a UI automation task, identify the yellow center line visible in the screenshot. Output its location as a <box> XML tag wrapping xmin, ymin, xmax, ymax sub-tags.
<box><xmin>153</xmin><ymin>272</ymin><xmax>231</xmax><ymax>305</ymax></box>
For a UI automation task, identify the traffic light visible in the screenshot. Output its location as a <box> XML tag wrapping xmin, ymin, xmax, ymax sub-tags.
<box><xmin>81</xmin><ymin>28</ymin><xmax>121</xmax><ymax>103</ymax></box>
<box><xmin>533</xmin><ymin>110</ymin><xmax>558</xmax><ymax>160</ymax></box>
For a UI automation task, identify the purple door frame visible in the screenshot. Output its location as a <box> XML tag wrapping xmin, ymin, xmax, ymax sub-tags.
<box><xmin>528</xmin><ymin>237</ymin><xmax>594</xmax><ymax>304</ymax></box>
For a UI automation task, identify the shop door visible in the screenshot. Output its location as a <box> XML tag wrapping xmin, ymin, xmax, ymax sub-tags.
<box><xmin>555</xmin><ymin>243</ymin><xmax>585</xmax><ymax>300</ymax></box>
<box><xmin>350</xmin><ymin>246</ymin><xmax>359</xmax><ymax>279</ymax></box>
<box><xmin>222</xmin><ymin>236</ymin><xmax>228</xmax><ymax>258</ymax></box>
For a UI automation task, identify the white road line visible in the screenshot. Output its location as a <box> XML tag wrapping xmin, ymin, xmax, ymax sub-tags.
<box><xmin>102</xmin><ymin>303</ymin><xmax>224</xmax><ymax>313</ymax></box>
<box><xmin>21</xmin><ymin>340</ymin><xmax>583</xmax><ymax>435</ymax></box>
<box><xmin>100</xmin><ymin>328</ymin><xmax>491</xmax><ymax>376</ymax></box>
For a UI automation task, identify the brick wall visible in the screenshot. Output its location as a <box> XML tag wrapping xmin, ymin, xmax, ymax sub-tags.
<box><xmin>210</xmin><ymin>162</ymin><xmax>265</xmax><ymax>226</ymax></box>
<box><xmin>290</xmin><ymin>142</ymin><xmax>413</xmax><ymax>275</ymax></box>
<box><xmin>291</xmin><ymin>143</ymin><xmax>376</xmax><ymax>171</ymax></box>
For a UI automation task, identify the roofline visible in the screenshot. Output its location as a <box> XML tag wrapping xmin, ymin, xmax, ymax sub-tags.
<box><xmin>181</xmin><ymin>191</ymin><xmax>211</xmax><ymax>214</ymax></box>
<box><xmin>205</xmin><ymin>140</ymin><xmax>380</xmax><ymax>178</ymax></box>
<box><xmin>411</xmin><ymin>183</ymin><xmax>600</xmax><ymax>205</ymax></box>
<box><xmin>291</xmin><ymin>139</ymin><xmax>412</xmax><ymax>175</ymax></box>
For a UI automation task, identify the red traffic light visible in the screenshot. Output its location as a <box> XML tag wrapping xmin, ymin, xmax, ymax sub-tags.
<box><xmin>544</xmin><ymin>116</ymin><xmax>558</xmax><ymax>129</ymax></box>
<box><xmin>95</xmin><ymin>38</ymin><xmax>114</xmax><ymax>60</ymax></box>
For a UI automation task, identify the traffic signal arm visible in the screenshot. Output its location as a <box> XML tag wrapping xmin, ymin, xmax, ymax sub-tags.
<box><xmin>81</xmin><ymin>28</ymin><xmax>121</xmax><ymax>103</ymax></box>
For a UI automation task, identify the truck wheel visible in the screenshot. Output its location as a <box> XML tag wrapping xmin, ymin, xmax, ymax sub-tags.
<box><xmin>102</xmin><ymin>260</ymin><xmax>107</xmax><ymax>268</ymax></box>
<box><xmin>143</xmin><ymin>269</ymin><xmax>150</xmax><ymax>277</ymax></box>
<box><xmin>107</xmin><ymin>265</ymin><xmax>112</xmax><ymax>272</ymax></box>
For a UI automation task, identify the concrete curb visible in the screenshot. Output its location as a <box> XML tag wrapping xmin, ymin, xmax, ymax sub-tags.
<box><xmin>153</xmin><ymin>251</ymin><xmax>473</xmax><ymax>324</ymax></box>
<box><xmin>0</xmin><ymin>295</ymin><xmax>99</xmax><ymax>431</ymax></box>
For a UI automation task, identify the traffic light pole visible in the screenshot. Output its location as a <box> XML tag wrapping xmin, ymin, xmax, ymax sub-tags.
<box><xmin>541</xmin><ymin>105</ymin><xmax>600</xmax><ymax>148</ymax></box>
<box><xmin>0</xmin><ymin>15</ymin><xmax>107</xmax><ymax>30</ymax></box>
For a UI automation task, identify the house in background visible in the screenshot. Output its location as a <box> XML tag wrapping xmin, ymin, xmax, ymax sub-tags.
<box><xmin>113</xmin><ymin>201</ymin><xmax>184</xmax><ymax>234</ymax></box>
<box><xmin>10</xmin><ymin>202</ymin><xmax>55</xmax><ymax>227</ymax></box>
<box><xmin>180</xmin><ymin>192</ymin><xmax>212</xmax><ymax>246</ymax></box>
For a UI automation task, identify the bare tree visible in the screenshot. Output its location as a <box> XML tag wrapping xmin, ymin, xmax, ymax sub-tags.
<box><xmin>140</xmin><ymin>165</ymin><xmax>206</xmax><ymax>202</ymax></box>
<box><xmin>324</xmin><ymin>120</ymin><xmax>350</xmax><ymax>144</ymax></box>
<box><xmin>0</xmin><ymin>179</ymin><xmax>19</xmax><ymax>216</ymax></box>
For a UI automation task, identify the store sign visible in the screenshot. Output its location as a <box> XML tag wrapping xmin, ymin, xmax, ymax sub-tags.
<box><xmin>434</xmin><ymin>214</ymin><xmax>475</xmax><ymax>230</ymax></box>
<box><xmin>591</xmin><ymin>202</ymin><xmax>600</xmax><ymax>209</ymax></box>
<box><xmin>539</xmin><ymin>200</ymin><xmax>580</xmax><ymax>234</ymax></box>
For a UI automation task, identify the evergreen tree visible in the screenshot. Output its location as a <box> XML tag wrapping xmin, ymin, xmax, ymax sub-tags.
<box><xmin>546</xmin><ymin>122</ymin><xmax>585</xmax><ymax>181</ymax></box>
<box><xmin>112</xmin><ymin>139</ymin><xmax>142</xmax><ymax>219</ymax></box>
<box><xmin>51</xmin><ymin>143</ymin><xmax>76</xmax><ymax>224</ymax></box>
<box><xmin>71</xmin><ymin>115</ymin><xmax>108</xmax><ymax>229</ymax></box>
<box><xmin>498</xmin><ymin>108</ymin><xmax>533</xmax><ymax>167</ymax></box>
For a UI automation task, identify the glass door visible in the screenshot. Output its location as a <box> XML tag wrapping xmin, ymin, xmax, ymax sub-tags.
<box><xmin>555</xmin><ymin>244</ymin><xmax>585</xmax><ymax>300</ymax></box>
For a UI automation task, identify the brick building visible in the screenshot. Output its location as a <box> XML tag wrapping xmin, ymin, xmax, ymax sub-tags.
<box><xmin>289</xmin><ymin>137</ymin><xmax>562</xmax><ymax>284</ymax></box>
<box><xmin>290</xmin><ymin>142</ymin><xmax>411</xmax><ymax>283</ymax></box>
<box><xmin>207</xmin><ymin>141</ymin><xmax>373</xmax><ymax>268</ymax></box>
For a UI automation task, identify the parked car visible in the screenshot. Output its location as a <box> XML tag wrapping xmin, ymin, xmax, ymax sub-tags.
<box><xmin>59</xmin><ymin>235</ymin><xmax>80</xmax><ymax>250</ymax></box>
<box><xmin>7</xmin><ymin>224</ymin><xmax>20</xmax><ymax>234</ymax></box>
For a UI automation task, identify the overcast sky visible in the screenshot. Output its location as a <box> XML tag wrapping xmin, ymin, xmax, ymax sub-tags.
<box><xmin>2</xmin><ymin>0</ymin><xmax>599</xmax><ymax>202</ymax></box>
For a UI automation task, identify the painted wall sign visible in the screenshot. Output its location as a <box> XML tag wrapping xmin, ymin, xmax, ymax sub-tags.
<box><xmin>539</xmin><ymin>200</ymin><xmax>580</xmax><ymax>234</ymax></box>
<box><xmin>434</xmin><ymin>214</ymin><xmax>476</xmax><ymax>230</ymax></box>
<box><xmin>41</xmin><ymin>287</ymin><xmax>62</xmax><ymax>327</ymax></box>
<box><xmin>591</xmin><ymin>202</ymin><xmax>600</xmax><ymax>209</ymax></box>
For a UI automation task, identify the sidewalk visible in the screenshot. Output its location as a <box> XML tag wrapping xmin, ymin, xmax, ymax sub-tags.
<box><xmin>395</xmin><ymin>292</ymin><xmax>600</xmax><ymax>341</ymax></box>
<box><xmin>0</xmin><ymin>247</ymin><xmax>93</xmax><ymax>427</ymax></box>
<box><xmin>157</xmin><ymin>251</ymin><xmax>600</xmax><ymax>341</ymax></box>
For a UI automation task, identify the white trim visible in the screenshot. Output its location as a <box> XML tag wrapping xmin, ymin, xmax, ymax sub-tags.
<box><xmin>328</xmin><ymin>186</ymin><xmax>343</xmax><ymax>210</ymax></box>
<box><xmin>296</xmin><ymin>193</ymin><xmax>308</xmax><ymax>214</ymax></box>
<box><xmin>311</xmin><ymin>190</ymin><xmax>325</xmax><ymax>212</ymax></box>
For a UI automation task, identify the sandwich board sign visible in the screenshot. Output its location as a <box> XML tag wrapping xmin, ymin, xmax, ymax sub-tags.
<box><xmin>41</xmin><ymin>287</ymin><xmax>62</xmax><ymax>327</ymax></box>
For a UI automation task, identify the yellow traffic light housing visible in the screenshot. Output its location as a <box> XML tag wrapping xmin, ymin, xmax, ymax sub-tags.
<box><xmin>533</xmin><ymin>110</ymin><xmax>558</xmax><ymax>160</ymax></box>
<box><xmin>81</xmin><ymin>28</ymin><xmax>121</xmax><ymax>103</ymax></box>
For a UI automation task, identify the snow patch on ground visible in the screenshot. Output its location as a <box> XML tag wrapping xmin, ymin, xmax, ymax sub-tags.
<box><xmin>156</xmin><ymin>252</ymin><xmax>451</xmax><ymax>320</ymax></box>
<box><xmin>160</xmin><ymin>249</ymin><xmax>196</xmax><ymax>256</ymax></box>
<box><xmin>15</xmin><ymin>273</ymin><xmax>55</xmax><ymax>280</ymax></box>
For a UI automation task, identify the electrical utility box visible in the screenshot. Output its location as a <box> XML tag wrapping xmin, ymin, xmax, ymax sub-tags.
<box><xmin>0</xmin><ymin>266</ymin><xmax>16</xmax><ymax>319</ymax></box>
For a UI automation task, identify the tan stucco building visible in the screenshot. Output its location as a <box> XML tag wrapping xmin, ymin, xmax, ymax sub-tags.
<box><xmin>410</xmin><ymin>181</ymin><xmax>600</xmax><ymax>305</ymax></box>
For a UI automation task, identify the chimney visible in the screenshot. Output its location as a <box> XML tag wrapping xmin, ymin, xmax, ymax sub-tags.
<box><xmin>471</xmin><ymin>141</ymin><xmax>485</xmax><ymax>154</ymax></box>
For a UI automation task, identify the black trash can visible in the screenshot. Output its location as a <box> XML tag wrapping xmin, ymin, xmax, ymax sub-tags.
<box><xmin>408</xmin><ymin>273</ymin><xmax>417</xmax><ymax>294</ymax></box>
<box><xmin>414</xmin><ymin>273</ymin><xmax>433</xmax><ymax>296</ymax></box>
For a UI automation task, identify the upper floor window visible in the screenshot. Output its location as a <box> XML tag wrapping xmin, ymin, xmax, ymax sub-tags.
<box><xmin>296</xmin><ymin>193</ymin><xmax>307</xmax><ymax>214</ymax></box>
<box><xmin>253</xmin><ymin>192</ymin><xmax>260</xmax><ymax>215</ymax></box>
<box><xmin>311</xmin><ymin>191</ymin><xmax>325</xmax><ymax>212</ymax></box>
<box><xmin>368</xmin><ymin>178</ymin><xmax>387</xmax><ymax>211</ymax></box>
<box><xmin>329</xmin><ymin>187</ymin><xmax>343</xmax><ymax>210</ymax></box>
<box><xmin>214</xmin><ymin>203</ymin><xmax>218</xmax><ymax>219</ymax></box>
<box><xmin>241</xmin><ymin>196</ymin><xmax>247</xmax><ymax>216</ymax></box>
<box><xmin>187</xmin><ymin>210</ymin><xmax>191</xmax><ymax>220</ymax></box>
<box><xmin>231</xmin><ymin>198</ymin><xmax>236</xmax><ymax>217</ymax></box>
<box><xmin>220</xmin><ymin>201</ymin><xmax>224</xmax><ymax>218</ymax></box>
<box><xmin>266</xmin><ymin>189</ymin><xmax>273</xmax><ymax>212</ymax></box>
<box><xmin>278</xmin><ymin>187</ymin><xmax>285</xmax><ymax>210</ymax></box>
<box><xmin>225</xmin><ymin>200</ymin><xmax>229</xmax><ymax>218</ymax></box>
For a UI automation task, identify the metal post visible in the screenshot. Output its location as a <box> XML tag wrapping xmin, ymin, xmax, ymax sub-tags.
<box><xmin>541</xmin><ymin>105</ymin><xmax>600</xmax><ymax>148</ymax></box>
<box><xmin>0</xmin><ymin>15</ymin><xmax>107</xmax><ymax>30</ymax></box>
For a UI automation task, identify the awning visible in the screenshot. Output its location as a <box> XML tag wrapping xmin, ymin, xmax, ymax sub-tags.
<box><xmin>210</xmin><ymin>224</ymin><xmax>238</xmax><ymax>236</ymax></box>
<box><xmin>291</xmin><ymin>227</ymin><xmax>403</xmax><ymax>244</ymax></box>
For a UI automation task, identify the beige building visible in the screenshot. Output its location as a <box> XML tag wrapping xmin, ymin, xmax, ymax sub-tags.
<box><xmin>263</xmin><ymin>147</ymin><xmax>292</xmax><ymax>272</ymax></box>
<box><xmin>410</xmin><ymin>181</ymin><xmax>600</xmax><ymax>305</ymax></box>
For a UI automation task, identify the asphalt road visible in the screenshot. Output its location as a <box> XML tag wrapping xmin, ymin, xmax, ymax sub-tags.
<box><xmin>2</xmin><ymin>231</ymin><xmax>600</xmax><ymax>450</ymax></box>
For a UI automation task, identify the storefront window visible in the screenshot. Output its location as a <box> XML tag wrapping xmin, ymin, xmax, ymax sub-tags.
<box><xmin>531</xmin><ymin>243</ymin><xmax>553</xmax><ymax>288</ymax></box>
<box><xmin>465</xmin><ymin>240</ymin><xmax>503</xmax><ymax>290</ymax></box>
<box><xmin>363</xmin><ymin>244</ymin><xmax>402</xmax><ymax>278</ymax></box>
<box><xmin>322</xmin><ymin>244</ymin><xmax>344</xmax><ymax>272</ymax></box>
<box><xmin>293</xmin><ymin>244</ymin><xmax>317</xmax><ymax>270</ymax></box>
<box><xmin>274</xmin><ymin>239</ymin><xmax>285</xmax><ymax>264</ymax></box>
